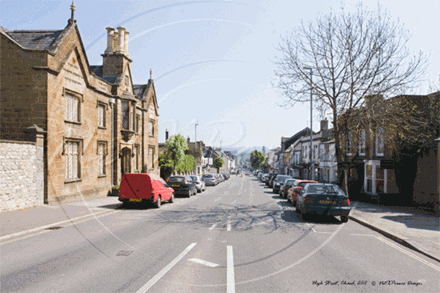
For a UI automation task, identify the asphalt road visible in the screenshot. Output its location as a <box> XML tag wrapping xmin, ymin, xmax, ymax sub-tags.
<box><xmin>1</xmin><ymin>176</ymin><xmax>439</xmax><ymax>293</ymax></box>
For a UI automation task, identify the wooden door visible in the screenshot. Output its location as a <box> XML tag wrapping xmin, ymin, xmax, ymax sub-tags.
<box><xmin>121</xmin><ymin>148</ymin><xmax>131</xmax><ymax>178</ymax></box>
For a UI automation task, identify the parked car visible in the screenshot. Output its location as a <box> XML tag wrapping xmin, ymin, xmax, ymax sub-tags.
<box><xmin>280</xmin><ymin>179</ymin><xmax>297</xmax><ymax>199</ymax></box>
<box><xmin>272</xmin><ymin>175</ymin><xmax>293</xmax><ymax>194</ymax></box>
<box><xmin>296</xmin><ymin>183</ymin><xmax>351</xmax><ymax>222</ymax></box>
<box><xmin>261</xmin><ymin>173</ymin><xmax>269</xmax><ymax>183</ymax></box>
<box><xmin>190</xmin><ymin>175</ymin><xmax>206</xmax><ymax>193</ymax></box>
<box><xmin>217</xmin><ymin>174</ymin><xmax>225</xmax><ymax>183</ymax></box>
<box><xmin>202</xmin><ymin>174</ymin><xmax>218</xmax><ymax>186</ymax></box>
<box><xmin>168</xmin><ymin>176</ymin><xmax>197</xmax><ymax>197</ymax></box>
<box><xmin>268</xmin><ymin>174</ymin><xmax>278</xmax><ymax>187</ymax></box>
<box><xmin>287</xmin><ymin>180</ymin><xmax>319</xmax><ymax>205</ymax></box>
<box><xmin>118</xmin><ymin>173</ymin><xmax>174</xmax><ymax>208</ymax></box>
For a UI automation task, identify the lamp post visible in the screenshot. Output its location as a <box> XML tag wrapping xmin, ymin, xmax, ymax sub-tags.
<box><xmin>195</xmin><ymin>123</ymin><xmax>198</xmax><ymax>174</ymax></box>
<box><xmin>304</xmin><ymin>67</ymin><xmax>313</xmax><ymax>180</ymax></box>
<box><xmin>195</xmin><ymin>123</ymin><xmax>198</xmax><ymax>143</ymax></box>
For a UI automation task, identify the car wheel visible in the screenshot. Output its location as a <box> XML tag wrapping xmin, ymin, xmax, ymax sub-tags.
<box><xmin>197</xmin><ymin>188</ymin><xmax>201</xmax><ymax>193</ymax></box>
<box><xmin>187</xmin><ymin>190</ymin><xmax>191</xmax><ymax>198</ymax></box>
<box><xmin>300</xmin><ymin>210</ymin><xmax>307</xmax><ymax>220</ymax></box>
<box><xmin>341</xmin><ymin>216</ymin><xmax>349</xmax><ymax>223</ymax></box>
<box><xmin>154</xmin><ymin>196</ymin><xmax>161</xmax><ymax>209</ymax></box>
<box><xmin>169</xmin><ymin>193</ymin><xmax>174</xmax><ymax>203</ymax></box>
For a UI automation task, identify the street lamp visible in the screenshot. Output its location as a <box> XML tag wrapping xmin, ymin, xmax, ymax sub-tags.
<box><xmin>304</xmin><ymin>67</ymin><xmax>313</xmax><ymax>180</ymax></box>
<box><xmin>195</xmin><ymin>123</ymin><xmax>198</xmax><ymax>143</ymax></box>
<box><xmin>195</xmin><ymin>123</ymin><xmax>198</xmax><ymax>174</ymax></box>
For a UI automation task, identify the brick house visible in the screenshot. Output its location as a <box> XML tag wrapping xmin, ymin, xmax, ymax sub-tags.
<box><xmin>0</xmin><ymin>8</ymin><xmax>159</xmax><ymax>204</ymax></box>
<box><xmin>340</xmin><ymin>93</ymin><xmax>439</xmax><ymax>204</ymax></box>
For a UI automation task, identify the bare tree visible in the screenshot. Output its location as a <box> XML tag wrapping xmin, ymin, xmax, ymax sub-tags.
<box><xmin>274</xmin><ymin>3</ymin><xmax>428</xmax><ymax>187</ymax></box>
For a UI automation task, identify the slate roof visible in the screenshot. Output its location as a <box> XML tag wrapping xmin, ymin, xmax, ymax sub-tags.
<box><xmin>89</xmin><ymin>65</ymin><xmax>118</xmax><ymax>84</ymax></box>
<box><xmin>90</xmin><ymin>66</ymin><xmax>103</xmax><ymax>76</ymax></box>
<box><xmin>1</xmin><ymin>26</ymin><xmax>64</xmax><ymax>51</ymax></box>
<box><xmin>133</xmin><ymin>84</ymin><xmax>148</xmax><ymax>100</ymax></box>
<box><xmin>282</xmin><ymin>127</ymin><xmax>311</xmax><ymax>150</ymax></box>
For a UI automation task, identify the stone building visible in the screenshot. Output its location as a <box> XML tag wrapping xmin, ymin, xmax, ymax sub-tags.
<box><xmin>0</xmin><ymin>5</ymin><xmax>159</xmax><ymax>205</ymax></box>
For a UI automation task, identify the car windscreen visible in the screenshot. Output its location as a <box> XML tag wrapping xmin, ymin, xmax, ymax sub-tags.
<box><xmin>190</xmin><ymin>176</ymin><xmax>198</xmax><ymax>181</ymax></box>
<box><xmin>203</xmin><ymin>175</ymin><xmax>213</xmax><ymax>178</ymax></box>
<box><xmin>306</xmin><ymin>184</ymin><xmax>345</xmax><ymax>195</ymax></box>
<box><xmin>168</xmin><ymin>177</ymin><xmax>185</xmax><ymax>183</ymax></box>
<box><xmin>285</xmin><ymin>179</ymin><xmax>295</xmax><ymax>186</ymax></box>
<box><xmin>276</xmin><ymin>176</ymin><xmax>290</xmax><ymax>182</ymax></box>
<box><xmin>298</xmin><ymin>182</ymin><xmax>311</xmax><ymax>188</ymax></box>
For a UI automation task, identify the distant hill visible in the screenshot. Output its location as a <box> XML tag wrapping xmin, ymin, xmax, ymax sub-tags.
<box><xmin>222</xmin><ymin>146</ymin><xmax>264</xmax><ymax>155</ymax></box>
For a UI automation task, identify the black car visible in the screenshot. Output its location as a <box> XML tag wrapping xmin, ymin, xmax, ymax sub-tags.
<box><xmin>168</xmin><ymin>176</ymin><xmax>197</xmax><ymax>197</ymax></box>
<box><xmin>296</xmin><ymin>183</ymin><xmax>351</xmax><ymax>222</ymax></box>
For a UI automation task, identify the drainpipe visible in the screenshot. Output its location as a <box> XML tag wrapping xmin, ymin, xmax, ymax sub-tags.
<box><xmin>109</xmin><ymin>97</ymin><xmax>116</xmax><ymax>185</ymax></box>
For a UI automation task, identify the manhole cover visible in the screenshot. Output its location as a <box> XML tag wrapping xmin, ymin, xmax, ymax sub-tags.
<box><xmin>46</xmin><ymin>226</ymin><xmax>63</xmax><ymax>230</ymax></box>
<box><xmin>117</xmin><ymin>250</ymin><xmax>133</xmax><ymax>256</ymax></box>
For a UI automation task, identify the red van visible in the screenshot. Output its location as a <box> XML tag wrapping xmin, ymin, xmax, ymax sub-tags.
<box><xmin>118</xmin><ymin>173</ymin><xmax>175</xmax><ymax>208</ymax></box>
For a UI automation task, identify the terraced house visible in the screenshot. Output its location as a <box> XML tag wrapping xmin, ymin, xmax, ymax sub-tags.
<box><xmin>0</xmin><ymin>5</ymin><xmax>159</xmax><ymax>206</ymax></box>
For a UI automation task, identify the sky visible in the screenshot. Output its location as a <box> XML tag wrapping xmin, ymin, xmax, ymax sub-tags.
<box><xmin>1</xmin><ymin>0</ymin><xmax>439</xmax><ymax>152</ymax></box>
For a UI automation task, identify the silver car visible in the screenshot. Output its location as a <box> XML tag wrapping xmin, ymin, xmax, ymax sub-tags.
<box><xmin>190</xmin><ymin>175</ymin><xmax>206</xmax><ymax>193</ymax></box>
<box><xmin>202</xmin><ymin>174</ymin><xmax>217</xmax><ymax>186</ymax></box>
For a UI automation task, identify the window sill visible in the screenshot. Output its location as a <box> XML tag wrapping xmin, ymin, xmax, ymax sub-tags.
<box><xmin>65</xmin><ymin>120</ymin><xmax>82</xmax><ymax>125</ymax></box>
<box><xmin>98</xmin><ymin>174</ymin><xmax>107</xmax><ymax>178</ymax></box>
<box><xmin>65</xmin><ymin>178</ymin><xmax>82</xmax><ymax>184</ymax></box>
<box><xmin>376</xmin><ymin>153</ymin><xmax>384</xmax><ymax>157</ymax></box>
<box><xmin>98</xmin><ymin>126</ymin><xmax>107</xmax><ymax>130</ymax></box>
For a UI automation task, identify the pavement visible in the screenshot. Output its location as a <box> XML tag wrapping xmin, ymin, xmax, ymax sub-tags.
<box><xmin>0</xmin><ymin>196</ymin><xmax>121</xmax><ymax>239</ymax></box>
<box><xmin>349</xmin><ymin>201</ymin><xmax>440</xmax><ymax>262</ymax></box>
<box><xmin>1</xmin><ymin>196</ymin><xmax>439</xmax><ymax>263</ymax></box>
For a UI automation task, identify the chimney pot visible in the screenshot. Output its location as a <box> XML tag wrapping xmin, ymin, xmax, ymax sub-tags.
<box><xmin>116</xmin><ymin>27</ymin><xmax>126</xmax><ymax>54</ymax></box>
<box><xmin>124</xmin><ymin>31</ymin><xmax>130</xmax><ymax>57</ymax></box>
<box><xmin>105</xmin><ymin>27</ymin><xmax>115</xmax><ymax>54</ymax></box>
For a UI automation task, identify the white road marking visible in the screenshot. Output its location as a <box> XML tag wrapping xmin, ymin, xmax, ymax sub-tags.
<box><xmin>374</xmin><ymin>236</ymin><xmax>440</xmax><ymax>272</ymax></box>
<box><xmin>310</xmin><ymin>228</ymin><xmax>316</xmax><ymax>233</ymax></box>
<box><xmin>227</xmin><ymin>245</ymin><xmax>235</xmax><ymax>293</ymax></box>
<box><xmin>189</xmin><ymin>258</ymin><xmax>219</xmax><ymax>267</ymax></box>
<box><xmin>227</xmin><ymin>222</ymin><xmax>232</xmax><ymax>232</ymax></box>
<box><xmin>209</xmin><ymin>223</ymin><xmax>218</xmax><ymax>230</ymax></box>
<box><xmin>136</xmin><ymin>243</ymin><xmax>197</xmax><ymax>292</ymax></box>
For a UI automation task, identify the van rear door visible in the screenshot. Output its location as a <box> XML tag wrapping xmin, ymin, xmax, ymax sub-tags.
<box><xmin>119</xmin><ymin>174</ymin><xmax>153</xmax><ymax>200</ymax></box>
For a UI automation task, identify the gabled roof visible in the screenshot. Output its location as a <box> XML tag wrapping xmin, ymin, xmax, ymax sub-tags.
<box><xmin>133</xmin><ymin>79</ymin><xmax>160</xmax><ymax>115</ymax></box>
<box><xmin>1</xmin><ymin>24</ymin><xmax>72</xmax><ymax>55</ymax></box>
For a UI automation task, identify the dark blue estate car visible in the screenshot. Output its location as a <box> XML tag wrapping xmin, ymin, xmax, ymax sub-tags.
<box><xmin>296</xmin><ymin>183</ymin><xmax>351</xmax><ymax>222</ymax></box>
<box><xmin>168</xmin><ymin>176</ymin><xmax>197</xmax><ymax>197</ymax></box>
